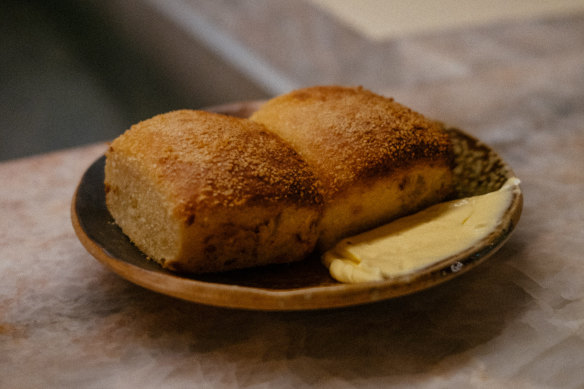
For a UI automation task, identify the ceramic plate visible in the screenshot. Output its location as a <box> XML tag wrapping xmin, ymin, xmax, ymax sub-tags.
<box><xmin>71</xmin><ymin>101</ymin><xmax>523</xmax><ymax>311</ymax></box>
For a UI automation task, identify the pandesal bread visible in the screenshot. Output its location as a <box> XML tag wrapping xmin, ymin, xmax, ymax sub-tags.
<box><xmin>105</xmin><ymin>110</ymin><xmax>323</xmax><ymax>273</ymax></box>
<box><xmin>250</xmin><ymin>86</ymin><xmax>454</xmax><ymax>250</ymax></box>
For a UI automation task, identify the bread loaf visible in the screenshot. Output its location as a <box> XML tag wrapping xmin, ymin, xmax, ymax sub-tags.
<box><xmin>105</xmin><ymin>110</ymin><xmax>323</xmax><ymax>273</ymax></box>
<box><xmin>250</xmin><ymin>86</ymin><xmax>454</xmax><ymax>250</ymax></box>
<box><xmin>105</xmin><ymin>86</ymin><xmax>454</xmax><ymax>273</ymax></box>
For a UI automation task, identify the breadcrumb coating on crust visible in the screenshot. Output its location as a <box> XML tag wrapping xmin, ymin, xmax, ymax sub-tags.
<box><xmin>104</xmin><ymin>86</ymin><xmax>456</xmax><ymax>272</ymax></box>
<box><xmin>108</xmin><ymin>110</ymin><xmax>323</xmax><ymax>221</ymax></box>
<box><xmin>250</xmin><ymin>85</ymin><xmax>452</xmax><ymax>197</ymax></box>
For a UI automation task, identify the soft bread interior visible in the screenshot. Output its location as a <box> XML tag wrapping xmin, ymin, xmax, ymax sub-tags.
<box><xmin>174</xmin><ymin>206</ymin><xmax>319</xmax><ymax>272</ymax></box>
<box><xmin>318</xmin><ymin>164</ymin><xmax>453</xmax><ymax>250</ymax></box>
<box><xmin>105</xmin><ymin>150</ymin><xmax>182</xmax><ymax>265</ymax></box>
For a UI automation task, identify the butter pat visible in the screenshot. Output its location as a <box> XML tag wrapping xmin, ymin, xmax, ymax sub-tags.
<box><xmin>323</xmin><ymin>178</ymin><xmax>521</xmax><ymax>283</ymax></box>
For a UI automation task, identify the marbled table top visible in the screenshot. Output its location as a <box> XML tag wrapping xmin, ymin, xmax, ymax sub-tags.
<box><xmin>1</xmin><ymin>3</ymin><xmax>583</xmax><ymax>388</ymax></box>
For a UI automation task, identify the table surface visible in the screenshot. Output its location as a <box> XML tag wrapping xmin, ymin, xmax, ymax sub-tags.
<box><xmin>1</xmin><ymin>2</ymin><xmax>584</xmax><ymax>388</ymax></box>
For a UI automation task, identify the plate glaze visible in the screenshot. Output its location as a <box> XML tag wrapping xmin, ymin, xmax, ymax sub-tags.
<box><xmin>71</xmin><ymin>101</ymin><xmax>523</xmax><ymax>311</ymax></box>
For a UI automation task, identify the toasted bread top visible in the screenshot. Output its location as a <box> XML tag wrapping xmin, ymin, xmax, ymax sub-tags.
<box><xmin>251</xmin><ymin>86</ymin><xmax>452</xmax><ymax>197</ymax></box>
<box><xmin>107</xmin><ymin>110</ymin><xmax>323</xmax><ymax>221</ymax></box>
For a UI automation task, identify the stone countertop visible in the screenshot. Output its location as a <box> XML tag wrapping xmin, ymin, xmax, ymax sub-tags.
<box><xmin>1</xmin><ymin>3</ymin><xmax>584</xmax><ymax>388</ymax></box>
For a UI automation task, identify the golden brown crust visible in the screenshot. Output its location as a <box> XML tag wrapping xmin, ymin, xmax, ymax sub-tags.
<box><xmin>108</xmin><ymin>110</ymin><xmax>323</xmax><ymax>223</ymax></box>
<box><xmin>105</xmin><ymin>87</ymin><xmax>455</xmax><ymax>272</ymax></box>
<box><xmin>250</xmin><ymin>85</ymin><xmax>453</xmax><ymax>198</ymax></box>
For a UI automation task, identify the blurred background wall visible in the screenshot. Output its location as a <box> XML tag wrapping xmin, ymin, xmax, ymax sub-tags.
<box><xmin>2</xmin><ymin>0</ymin><xmax>582</xmax><ymax>161</ymax></box>
<box><xmin>0</xmin><ymin>0</ymin><xmax>268</xmax><ymax>161</ymax></box>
